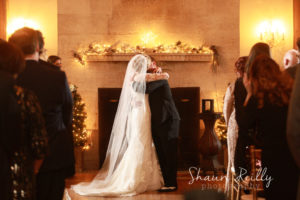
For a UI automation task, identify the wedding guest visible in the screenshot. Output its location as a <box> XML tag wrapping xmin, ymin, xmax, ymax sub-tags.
<box><xmin>287</xmin><ymin>63</ymin><xmax>300</xmax><ymax>200</ymax></box>
<box><xmin>243</xmin><ymin>55</ymin><xmax>298</xmax><ymax>199</ymax></box>
<box><xmin>234</xmin><ymin>43</ymin><xmax>270</xmax><ymax>180</ymax></box>
<box><xmin>36</xmin><ymin>31</ymin><xmax>62</xmax><ymax>71</ymax></box>
<box><xmin>0</xmin><ymin>40</ymin><xmax>47</xmax><ymax>200</ymax></box>
<box><xmin>223</xmin><ymin>56</ymin><xmax>247</xmax><ymax>196</ymax></box>
<box><xmin>245</xmin><ymin>42</ymin><xmax>270</xmax><ymax>75</ymax></box>
<box><xmin>285</xmin><ymin>38</ymin><xmax>300</xmax><ymax>79</ymax></box>
<box><xmin>9</xmin><ymin>27</ymin><xmax>74</xmax><ymax>200</ymax></box>
<box><xmin>36</xmin><ymin>30</ymin><xmax>45</xmax><ymax>57</ymax></box>
<box><xmin>47</xmin><ymin>55</ymin><xmax>62</xmax><ymax>69</ymax></box>
<box><xmin>283</xmin><ymin>49</ymin><xmax>299</xmax><ymax>69</ymax></box>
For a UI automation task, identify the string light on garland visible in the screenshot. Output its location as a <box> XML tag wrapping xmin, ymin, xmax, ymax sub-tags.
<box><xmin>73</xmin><ymin>40</ymin><xmax>215</xmax><ymax>65</ymax></box>
<box><xmin>214</xmin><ymin>114</ymin><xmax>227</xmax><ymax>145</ymax></box>
<box><xmin>70</xmin><ymin>84</ymin><xmax>91</xmax><ymax>150</ymax></box>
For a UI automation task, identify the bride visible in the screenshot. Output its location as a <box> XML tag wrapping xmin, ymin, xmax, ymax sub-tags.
<box><xmin>67</xmin><ymin>54</ymin><xmax>170</xmax><ymax>197</ymax></box>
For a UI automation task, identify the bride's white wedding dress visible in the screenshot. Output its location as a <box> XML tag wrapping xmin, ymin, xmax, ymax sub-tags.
<box><xmin>66</xmin><ymin>54</ymin><xmax>167</xmax><ymax>198</ymax></box>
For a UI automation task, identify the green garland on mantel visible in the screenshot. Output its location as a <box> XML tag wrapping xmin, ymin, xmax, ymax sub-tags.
<box><xmin>72</xmin><ymin>41</ymin><xmax>219</xmax><ymax>70</ymax></box>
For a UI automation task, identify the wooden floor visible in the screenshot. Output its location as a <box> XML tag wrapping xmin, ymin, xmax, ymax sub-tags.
<box><xmin>64</xmin><ymin>171</ymin><xmax>225</xmax><ymax>200</ymax></box>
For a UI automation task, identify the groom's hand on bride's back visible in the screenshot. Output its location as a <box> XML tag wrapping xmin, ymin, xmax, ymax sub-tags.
<box><xmin>132</xmin><ymin>79</ymin><xmax>167</xmax><ymax>94</ymax></box>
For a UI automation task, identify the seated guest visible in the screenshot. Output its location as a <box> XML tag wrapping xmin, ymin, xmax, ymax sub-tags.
<box><xmin>0</xmin><ymin>40</ymin><xmax>47</xmax><ymax>200</ymax></box>
<box><xmin>9</xmin><ymin>27</ymin><xmax>74</xmax><ymax>200</ymax></box>
<box><xmin>47</xmin><ymin>55</ymin><xmax>62</xmax><ymax>69</ymax></box>
<box><xmin>243</xmin><ymin>55</ymin><xmax>298</xmax><ymax>199</ymax></box>
<box><xmin>223</xmin><ymin>56</ymin><xmax>247</xmax><ymax>196</ymax></box>
<box><xmin>283</xmin><ymin>49</ymin><xmax>299</xmax><ymax>69</ymax></box>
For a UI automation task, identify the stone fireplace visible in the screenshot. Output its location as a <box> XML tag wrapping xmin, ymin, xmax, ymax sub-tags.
<box><xmin>58</xmin><ymin>0</ymin><xmax>239</xmax><ymax>170</ymax></box>
<box><xmin>70</xmin><ymin>58</ymin><xmax>234</xmax><ymax>171</ymax></box>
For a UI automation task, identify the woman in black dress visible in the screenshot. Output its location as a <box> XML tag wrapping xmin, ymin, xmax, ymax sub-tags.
<box><xmin>0</xmin><ymin>41</ymin><xmax>48</xmax><ymax>200</ymax></box>
<box><xmin>243</xmin><ymin>55</ymin><xmax>298</xmax><ymax>199</ymax></box>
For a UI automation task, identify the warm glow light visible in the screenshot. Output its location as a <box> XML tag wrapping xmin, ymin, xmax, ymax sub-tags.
<box><xmin>256</xmin><ymin>19</ymin><xmax>285</xmax><ymax>48</ymax></box>
<box><xmin>140</xmin><ymin>31</ymin><xmax>157</xmax><ymax>47</ymax></box>
<box><xmin>7</xmin><ymin>18</ymin><xmax>40</xmax><ymax>36</ymax></box>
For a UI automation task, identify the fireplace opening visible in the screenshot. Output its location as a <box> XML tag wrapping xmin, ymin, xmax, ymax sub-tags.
<box><xmin>98</xmin><ymin>87</ymin><xmax>200</xmax><ymax>170</ymax></box>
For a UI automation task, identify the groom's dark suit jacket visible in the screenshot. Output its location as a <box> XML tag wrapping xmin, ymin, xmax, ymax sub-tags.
<box><xmin>17</xmin><ymin>60</ymin><xmax>74</xmax><ymax>175</ymax></box>
<box><xmin>146</xmin><ymin>80</ymin><xmax>180</xmax><ymax>139</ymax></box>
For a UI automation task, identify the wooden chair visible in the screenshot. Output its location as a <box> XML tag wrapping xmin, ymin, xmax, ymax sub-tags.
<box><xmin>231</xmin><ymin>167</ymin><xmax>241</xmax><ymax>200</ymax></box>
<box><xmin>231</xmin><ymin>145</ymin><xmax>265</xmax><ymax>200</ymax></box>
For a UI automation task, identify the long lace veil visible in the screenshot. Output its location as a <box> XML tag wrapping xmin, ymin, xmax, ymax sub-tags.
<box><xmin>71</xmin><ymin>54</ymin><xmax>148</xmax><ymax>193</ymax></box>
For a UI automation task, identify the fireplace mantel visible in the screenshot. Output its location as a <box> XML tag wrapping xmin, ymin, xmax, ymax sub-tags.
<box><xmin>85</xmin><ymin>53</ymin><xmax>212</xmax><ymax>62</ymax></box>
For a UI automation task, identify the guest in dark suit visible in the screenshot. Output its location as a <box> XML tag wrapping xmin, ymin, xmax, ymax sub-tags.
<box><xmin>243</xmin><ymin>55</ymin><xmax>298</xmax><ymax>200</ymax></box>
<box><xmin>9</xmin><ymin>27</ymin><xmax>74</xmax><ymax>200</ymax></box>
<box><xmin>287</xmin><ymin>64</ymin><xmax>300</xmax><ymax>200</ymax></box>
<box><xmin>144</xmin><ymin>61</ymin><xmax>180</xmax><ymax>191</ymax></box>
<box><xmin>47</xmin><ymin>55</ymin><xmax>62</xmax><ymax>69</ymax></box>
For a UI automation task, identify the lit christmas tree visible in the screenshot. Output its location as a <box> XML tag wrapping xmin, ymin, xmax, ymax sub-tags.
<box><xmin>70</xmin><ymin>84</ymin><xmax>89</xmax><ymax>148</ymax></box>
<box><xmin>215</xmin><ymin>114</ymin><xmax>227</xmax><ymax>145</ymax></box>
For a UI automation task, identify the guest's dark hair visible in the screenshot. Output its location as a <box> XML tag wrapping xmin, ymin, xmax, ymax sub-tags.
<box><xmin>47</xmin><ymin>55</ymin><xmax>61</xmax><ymax>65</ymax></box>
<box><xmin>36</xmin><ymin>30</ymin><xmax>44</xmax><ymax>55</ymax></box>
<box><xmin>297</xmin><ymin>37</ymin><xmax>300</xmax><ymax>51</ymax></box>
<box><xmin>234</xmin><ymin>56</ymin><xmax>248</xmax><ymax>75</ymax></box>
<box><xmin>245</xmin><ymin>42</ymin><xmax>270</xmax><ymax>75</ymax></box>
<box><xmin>8</xmin><ymin>27</ymin><xmax>38</xmax><ymax>55</ymax></box>
<box><xmin>0</xmin><ymin>41</ymin><xmax>25</xmax><ymax>74</ymax></box>
<box><xmin>249</xmin><ymin>55</ymin><xmax>293</xmax><ymax>108</ymax></box>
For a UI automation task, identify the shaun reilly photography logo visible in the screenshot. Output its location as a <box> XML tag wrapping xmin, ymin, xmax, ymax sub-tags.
<box><xmin>188</xmin><ymin>167</ymin><xmax>274</xmax><ymax>189</ymax></box>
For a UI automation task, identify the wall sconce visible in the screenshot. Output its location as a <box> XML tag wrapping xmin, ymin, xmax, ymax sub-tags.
<box><xmin>6</xmin><ymin>18</ymin><xmax>40</xmax><ymax>36</ymax></box>
<box><xmin>256</xmin><ymin>20</ymin><xmax>285</xmax><ymax>48</ymax></box>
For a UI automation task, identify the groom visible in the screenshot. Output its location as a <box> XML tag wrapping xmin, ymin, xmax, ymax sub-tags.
<box><xmin>146</xmin><ymin>63</ymin><xmax>180</xmax><ymax>192</ymax></box>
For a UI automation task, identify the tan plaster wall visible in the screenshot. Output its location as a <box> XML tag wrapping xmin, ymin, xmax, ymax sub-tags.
<box><xmin>240</xmin><ymin>0</ymin><xmax>293</xmax><ymax>65</ymax></box>
<box><xmin>58</xmin><ymin>0</ymin><xmax>239</xmax><ymax>170</ymax></box>
<box><xmin>7</xmin><ymin>0</ymin><xmax>58</xmax><ymax>55</ymax></box>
